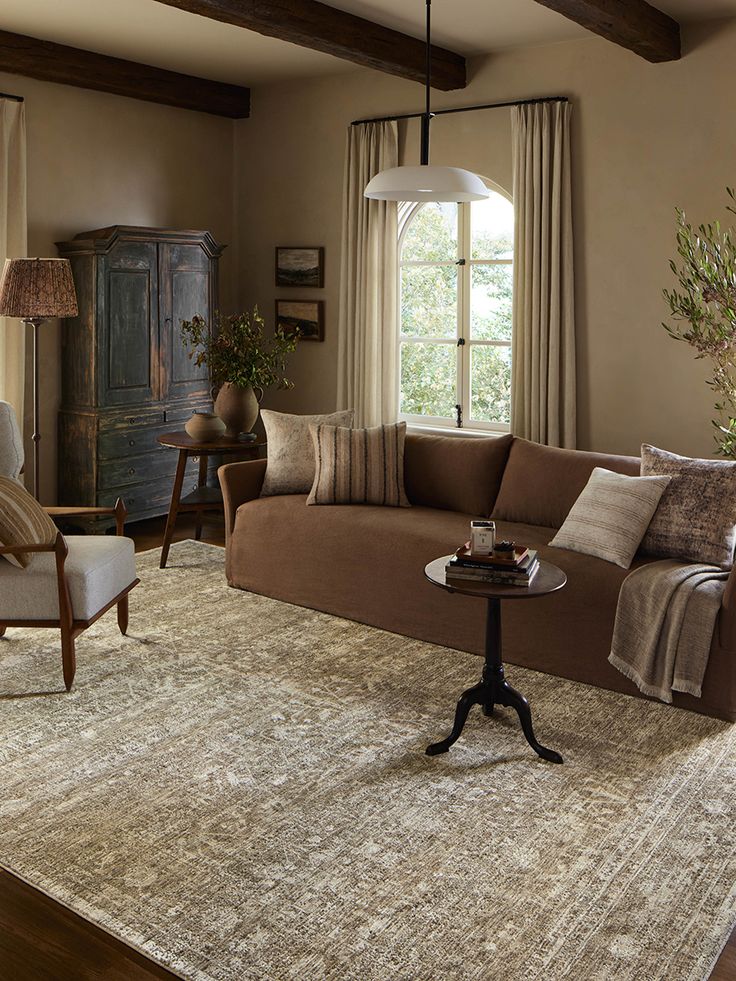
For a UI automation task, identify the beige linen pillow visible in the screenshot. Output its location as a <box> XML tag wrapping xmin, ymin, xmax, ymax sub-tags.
<box><xmin>549</xmin><ymin>467</ymin><xmax>671</xmax><ymax>569</ymax></box>
<box><xmin>307</xmin><ymin>421</ymin><xmax>410</xmax><ymax>507</ymax></box>
<box><xmin>641</xmin><ymin>444</ymin><xmax>736</xmax><ymax>568</ymax></box>
<box><xmin>0</xmin><ymin>476</ymin><xmax>58</xmax><ymax>568</ymax></box>
<box><xmin>261</xmin><ymin>409</ymin><xmax>355</xmax><ymax>496</ymax></box>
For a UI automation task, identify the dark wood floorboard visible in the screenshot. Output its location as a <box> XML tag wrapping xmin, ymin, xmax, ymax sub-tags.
<box><xmin>0</xmin><ymin>514</ymin><xmax>734</xmax><ymax>978</ymax></box>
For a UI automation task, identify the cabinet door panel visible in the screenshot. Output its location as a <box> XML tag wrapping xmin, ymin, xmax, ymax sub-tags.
<box><xmin>100</xmin><ymin>242</ymin><xmax>158</xmax><ymax>406</ymax></box>
<box><xmin>160</xmin><ymin>243</ymin><xmax>213</xmax><ymax>401</ymax></box>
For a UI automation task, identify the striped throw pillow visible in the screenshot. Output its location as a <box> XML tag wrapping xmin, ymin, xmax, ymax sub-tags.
<box><xmin>549</xmin><ymin>467</ymin><xmax>671</xmax><ymax>569</ymax></box>
<box><xmin>307</xmin><ymin>422</ymin><xmax>410</xmax><ymax>508</ymax></box>
<box><xmin>0</xmin><ymin>476</ymin><xmax>58</xmax><ymax>568</ymax></box>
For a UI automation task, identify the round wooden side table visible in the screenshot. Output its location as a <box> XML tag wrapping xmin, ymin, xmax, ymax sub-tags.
<box><xmin>157</xmin><ymin>432</ymin><xmax>265</xmax><ymax>569</ymax></box>
<box><xmin>424</xmin><ymin>555</ymin><xmax>567</xmax><ymax>763</ymax></box>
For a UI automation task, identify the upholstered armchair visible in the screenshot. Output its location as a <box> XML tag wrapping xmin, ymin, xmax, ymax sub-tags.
<box><xmin>0</xmin><ymin>401</ymin><xmax>138</xmax><ymax>690</ymax></box>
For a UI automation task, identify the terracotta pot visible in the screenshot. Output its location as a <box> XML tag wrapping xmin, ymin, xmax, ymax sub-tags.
<box><xmin>185</xmin><ymin>411</ymin><xmax>226</xmax><ymax>442</ymax></box>
<box><xmin>214</xmin><ymin>382</ymin><xmax>263</xmax><ymax>438</ymax></box>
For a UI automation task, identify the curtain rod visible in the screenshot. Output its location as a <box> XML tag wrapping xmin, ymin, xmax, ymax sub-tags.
<box><xmin>351</xmin><ymin>95</ymin><xmax>568</xmax><ymax>126</ymax></box>
<box><xmin>0</xmin><ymin>91</ymin><xmax>24</xmax><ymax>103</ymax></box>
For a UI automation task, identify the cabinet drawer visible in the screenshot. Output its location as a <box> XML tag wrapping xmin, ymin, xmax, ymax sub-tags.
<box><xmin>99</xmin><ymin>423</ymin><xmax>179</xmax><ymax>460</ymax></box>
<box><xmin>98</xmin><ymin>408</ymin><xmax>166</xmax><ymax>431</ymax></box>
<box><xmin>166</xmin><ymin>401</ymin><xmax>213</xmax><ymax>424</ymax></box>
<box><xmin>98</xmin><ymin>449</ymin><xmax>179</xmax><ymax>490</ymax></box>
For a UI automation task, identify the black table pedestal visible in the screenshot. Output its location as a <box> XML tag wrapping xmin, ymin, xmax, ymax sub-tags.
<box><xmin>426</xmin><ymin>597</ymin><xmax>563</xmax><ymax>764</ymax></box>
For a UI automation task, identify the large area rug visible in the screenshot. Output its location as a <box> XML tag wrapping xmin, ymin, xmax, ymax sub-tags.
<box><xmin>1</xmin><ymin>540</ymin><xmax>735</xmax><ymax>980</ymax></box>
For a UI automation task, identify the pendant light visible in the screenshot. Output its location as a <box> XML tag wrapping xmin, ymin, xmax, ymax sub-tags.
<box><xmin>364</xmin><ymin>0</ymin><xmax>489</xmax><ymax>203</ymax></box>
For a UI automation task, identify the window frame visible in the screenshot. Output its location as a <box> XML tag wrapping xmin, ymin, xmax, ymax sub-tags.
<box><xmin>397</xmin><ymin>179</ymin><xmax>513</xmax><ymax>434</ymax></box>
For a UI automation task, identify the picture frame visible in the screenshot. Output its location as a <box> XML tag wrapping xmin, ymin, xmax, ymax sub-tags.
<box><xmin>275</xmin><ymin>299</ymin><xmax>325</xmax><ymax>342</ymax></box>
<box><xmin>275</xmin><ymin>246</ymin><xmax>325</xmax><ymax>288</ymax></box>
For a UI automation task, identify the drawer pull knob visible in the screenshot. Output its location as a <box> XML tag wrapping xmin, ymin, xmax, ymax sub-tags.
<box><xmin>128</xmin><ymin>439</ymin><xmax>136</xmax><ymax>447</ymax></box>
<box><xmin>128</xmin><ymin>468</ymin><xmax>136</xmax><ymax>476</ymax></box>
<box><xmin>127</xmin><ymin>417</ymin><xmax>137</xmax><ymax>424</ymax></box>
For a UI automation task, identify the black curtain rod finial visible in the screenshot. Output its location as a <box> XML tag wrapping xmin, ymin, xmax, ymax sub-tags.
<box><xmin>0</xmin><ymin>91</ymin><xmax>24</xmax><ymax>103</ymax></box>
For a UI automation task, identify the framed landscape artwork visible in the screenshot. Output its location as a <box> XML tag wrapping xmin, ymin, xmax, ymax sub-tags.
<box><xmin>275</xmin><ymin>247</ymin><xmax>325</xmax><ymax>288</ymax></box>
<box><xmin>275</xmin><ymin>299</ymin><xmax>325</xmax><ymax>342</ymax></box>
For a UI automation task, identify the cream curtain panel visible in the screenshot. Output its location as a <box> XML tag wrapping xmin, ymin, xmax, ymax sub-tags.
<box><xmin>510</xmin><ymin>101</ymin><xmax>576</xmax><ymax>448</ymax></box>
<box><xmin>337</xmin><ymin>121</ymin><xmax>398</xmax><ymax>427</ymax></box>
<box><xmin>0</xmin><ymin>98</ymin><xmax>27</xmax><ymax>422</ymax></box>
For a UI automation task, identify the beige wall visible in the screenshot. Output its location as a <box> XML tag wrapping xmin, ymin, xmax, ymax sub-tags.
<box><xmin>234</xmin><ymin>17</ymin><xmax>736</xmax><ymax>460</ymax></box>
<box><xmin>0</xmin><ymin>72</ymin><xmax>236</xmax><ymax>503</ymax></box>
<box><xmin>3</xmin><ymin>16</ymin><xmax>736</xmax><ymax>501</ymax></box>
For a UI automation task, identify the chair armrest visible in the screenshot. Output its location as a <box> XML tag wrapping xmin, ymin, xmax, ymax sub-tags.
<box><xmin>46</xmin><ymin>498</ymin><xmax>128</xmax><ymax>535</ymax></box>
<box><xmin>0</xmin><ymin>541</ymin><xmax>58</xmax><ymax>556</ymax></box>
<box><xmin>218</xmin><ymin>460</ymin><xmax>267</xmax><ymax>537</ymax></box>
<box><xmin>719</xmin><ymin>564</ymin><xmax>736</xmax><ymax>649</ymax></box>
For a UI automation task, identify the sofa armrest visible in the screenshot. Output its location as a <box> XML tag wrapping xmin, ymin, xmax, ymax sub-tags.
<box><xmin>218</xmin><ymin>460</ymin><xmax>267</xmax><ymax>537</ymax></box>
<box><xmin>719</xmin><ymin>564</ymin><xmax>736</xmax><ymax>649</ymax></box>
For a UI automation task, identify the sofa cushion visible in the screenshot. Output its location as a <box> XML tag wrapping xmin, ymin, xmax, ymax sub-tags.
<box><xmin>641</xmin><ymin>444</ymin><xmax>736</xmax><ymax>569</ymax></box>
<box><xmin>260</xmin><ymin>408</ymin><xmax>355</xmax><ymax>496</ymax></box>
<box><xmin>549</xmin><ymin>467</ymin><xmax>671</xmax><ymax>569</ymax></box>
<box><xmin>493</xmin><ymin>438</ymin><xmax>640</xmax><ymax>529</ymax></box>
<box><xmin>0</xmin><ymin>534</ymin><xmax>136</xmax><ymax>621</ymax></box>
<box><xmin>307</xmin><ymin>422</ymin><xmax>409</xmax><ymax>507</ymax></box>
<box><xmin>0</xmin><ymin>476</ymin><xmax>58</xmax><ymax>568</ymax></box>
<box><xmin>404</xmin><ymin>432</ymin><xmax>513</xmax><ymax>517</ymax></box>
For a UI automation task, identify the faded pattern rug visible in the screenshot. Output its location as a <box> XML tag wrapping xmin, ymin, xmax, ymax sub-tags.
<box><xmin>0</xmin><ymin>540</ymin><xmax>735</xmax><ymax>981</ymax></box>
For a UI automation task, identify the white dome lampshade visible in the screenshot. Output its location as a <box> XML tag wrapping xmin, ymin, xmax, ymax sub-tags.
<box><xmin>364</xmin><ymin>165</ymin><xmax>489</xmax><ymax>202</ymax></box>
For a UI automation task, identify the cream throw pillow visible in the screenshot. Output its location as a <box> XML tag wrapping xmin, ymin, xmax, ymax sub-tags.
<box><xmin>260</xmin><ymin>409</ymin><xmax>355</xmax><ymax>496</ymax></box>
<box><xmin>549</xmin><ymin>467</ymin><xmax>671</xmax><ymax>569</ymax></box>
<box><xmin>641</xmin><ymin>444</ymin><xmax>736</xmax><ymax>568</ymax></box>
<box><xmin>307</xmin><ymin>421</ymin><xmax>410</xmax><ymax>507</ymax></box>
<box><xmin>0</xmin><ymin>476</ymin><xmax>58</xmax><ymax>568</ymax></box>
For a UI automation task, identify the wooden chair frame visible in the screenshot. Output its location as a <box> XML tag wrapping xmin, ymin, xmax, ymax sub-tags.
<box><xmin>0</xmin><ymin>499</ymin><xmax>139</xmax><ymax>690</ymax></box>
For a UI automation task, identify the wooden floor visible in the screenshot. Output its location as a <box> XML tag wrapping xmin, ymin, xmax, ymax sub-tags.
<box><xmin>0</xmin><ymin>514</ymin><xmax>734</xmax><ymax>980</ymax></box>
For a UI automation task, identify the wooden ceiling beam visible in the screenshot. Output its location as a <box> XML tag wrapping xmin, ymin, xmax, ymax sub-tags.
<box><xmin>0</xmin><ymin>29</ymin><xmax>251</xmax><ymax>117</ymax></box>
<box><xmin>532</xmin><ymin>0</ymin><xmax>680</xmax><ymax>62</ymax></box>
<box><xmin>153</xmin><ymin>0</ymin><xmax>467</xmax><ymax>91</ymax></box>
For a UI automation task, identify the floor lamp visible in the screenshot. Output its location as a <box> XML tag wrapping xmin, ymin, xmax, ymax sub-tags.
<box><xmin>0</xmin><ymin>258</ymin><xmax>78</xmax><ymax>499</ymax></box>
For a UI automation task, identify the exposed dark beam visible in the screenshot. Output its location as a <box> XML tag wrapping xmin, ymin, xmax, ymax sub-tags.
<box><xmin>0</xmin><ymin>29</ymin><xmax>250</xmax><ymax>117</ymax></box>
<box><xmin>533</xmin><ymin>0</ymin><xmax>680</xmax><ymax>62</ymax></box>
<box><xmin>153</xmin><ymin>0</ymin><xmax>467</xmax><ymax>91</ymax></box>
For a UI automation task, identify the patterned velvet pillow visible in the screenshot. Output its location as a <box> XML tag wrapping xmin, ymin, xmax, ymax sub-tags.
<box><xmin>549</xmin><ymin>468</ymin><xmax>671</xmax><ymax>568</ymax></box>
<box><xmin>260</xmin><ymin>409</ymin><xmax>355</xmax><ymax>496</ymax></box>
<box><xmin>641</xmin><ymin>444</ymin><xmax>736</xmax><ymax>568</ymax></box>
<box><xmin>307</xmin><ymin>422</ymin><xmax>410</xmax><ymax>507</ymax></box>
<box><xmin>0</xmin><ymin>476</ymin><xmax>58</xmax><ymax>568</ymax></box>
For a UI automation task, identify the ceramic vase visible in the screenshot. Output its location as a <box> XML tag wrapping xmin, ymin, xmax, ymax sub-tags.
<box><xmin>214</xmin><ymin>382</ymin><xmax>263</xmax><ymax>438</ymax></box>
<box><xmin>185</xmin><ymin>411</ymin><xmax>226</xmax><ymax>442</ymax></box>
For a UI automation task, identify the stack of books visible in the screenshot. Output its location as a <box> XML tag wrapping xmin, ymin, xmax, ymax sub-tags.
<box><xmin>445</xmin><ymin>544</ymin><xmax>539</xmax><ymax>587</ymax></box>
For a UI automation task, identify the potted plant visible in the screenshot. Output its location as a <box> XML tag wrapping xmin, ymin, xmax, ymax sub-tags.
<box><xmin>663</xmin><ymin>188</ymin><xmax>736</xmax><ymax>457</ymax></box>
<box><xmin>181</xmin><ymin>307</ymin><xmax>298</xmax><ymax>437</ymax></box>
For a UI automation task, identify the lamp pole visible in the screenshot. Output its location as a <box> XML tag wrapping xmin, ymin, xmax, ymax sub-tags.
<box><xmin>24</xmin><ymin>317</ymin><xmax>43</xmax><ymax>499</ymax></box>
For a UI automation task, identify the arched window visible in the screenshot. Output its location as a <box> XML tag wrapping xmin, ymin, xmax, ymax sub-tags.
<box><xmin>398</xmin><ymin>181</ymin><xmax>513</xmax><ymax>431</ymax></box>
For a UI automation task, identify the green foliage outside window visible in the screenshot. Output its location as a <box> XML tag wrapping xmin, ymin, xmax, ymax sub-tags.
<box><xmin>400</xmin><ymin>199</ymin><xmax>513</xmax><ymax>425</ymax></box>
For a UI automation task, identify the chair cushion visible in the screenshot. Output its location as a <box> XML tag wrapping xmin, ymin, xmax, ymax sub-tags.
<box><xmin>0</xmin><ymin>400</ymin><xmax>24</xmax><ymax>480</ymax></box>
<box><xmin>260</xmin><ymin>408</ymin><xmax>355</xmax><ymax>496</ymax></box>
<box><xmin>0</xmin><ymin>476</ymin><xmax>58</xmax><ymax>568</ymax></box>
<box><xmin>549</xmin><ymin>467</ymin><xmax>671</xmax><ymax>569</ymax></box>
<box><xmin>404</xmin><ymin>432</ymin><xmax>513</xmax><ymax>517</ymax></box>
<box><xmin>641</xmin><ymin>444</ymin><xmax>736</xmax><ymax>568</ymax></box>
<box><xmin>307</xmin><ymin>421</ymin><xmax>410</xmax><ymax>507</ymax></box>
<box><xmin>0</xmin><ymin>535</ymin><xmax>136</xmax><ymax>621</ymax></box>
<box><xmin>492</xmin><ymin>438</ymin><xmax>641</xmax><ymax>529</ymax></box>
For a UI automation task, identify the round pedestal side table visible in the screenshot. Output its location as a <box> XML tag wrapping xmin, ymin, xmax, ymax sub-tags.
<box><xmin>157</xmin><ymin>432</ymin><xmax>265</xmax><ymax>569</ymax></box>
<box><xmin>424</xmin><ymin>555</ymin><xmax>567</xmax><ymax>764</ymax></box>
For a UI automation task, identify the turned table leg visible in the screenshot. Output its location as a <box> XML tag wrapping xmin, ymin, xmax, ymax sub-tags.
<box><xmin>160</xmin><ymin>449</ymin><xmax>188</xmax><ymax>569</ymax></box>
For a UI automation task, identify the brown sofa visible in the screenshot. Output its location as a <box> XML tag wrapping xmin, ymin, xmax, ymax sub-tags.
<box><xmin>219</xmin><ymin>433</ymin><xmax>736</xmax><ymax>722</ymax></box>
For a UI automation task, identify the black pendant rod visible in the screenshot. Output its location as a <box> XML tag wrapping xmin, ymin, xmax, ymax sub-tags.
<box><xmin>0</xmin><ymin>91</ymin><xmax>24</xmax><ymax>103</ymax></box>
<box><xmin>420</xmin><ymin>0</ymin><xmax>431</xmax><ymax>166</ymax></box>
<box><xmin>351</xmin><ymin>95</ymin><xmax>568</xmax><ymax>128</ymax></box>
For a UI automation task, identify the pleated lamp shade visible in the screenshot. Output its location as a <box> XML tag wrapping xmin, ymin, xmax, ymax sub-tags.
<box><xmin>0</xmin><ymin>258</ymin><xmax>78</xmax><ymax>319</ymax></box>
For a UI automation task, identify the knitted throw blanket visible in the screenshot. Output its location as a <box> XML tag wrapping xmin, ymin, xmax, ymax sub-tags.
<box><xmin>609</xmin><ymin>560</ymin><xmax>729</xmax><ymax>703</ymax></box>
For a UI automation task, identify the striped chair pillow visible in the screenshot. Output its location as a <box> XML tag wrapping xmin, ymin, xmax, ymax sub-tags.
<box><xmin>307</xmin><ymin>422</ymin><xmax>410</xmax><ymax>507</ymax></box>
<box><xmin>0</xmin><ymin>476</ymin><xmax>58</xmax><ymax>568</ymax></box>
